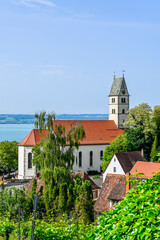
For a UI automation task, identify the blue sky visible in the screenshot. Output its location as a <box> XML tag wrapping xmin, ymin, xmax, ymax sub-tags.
<box><xmin>0</xmin><ymin>0</ymin><xmax>160</xmax><ymax>114</ymax></box>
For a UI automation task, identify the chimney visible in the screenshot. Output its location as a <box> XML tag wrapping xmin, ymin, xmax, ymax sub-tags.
<box><xmin>126</xmin><ymin>172</ymin><xmax>130</xmax><ymax>193</ymax></box>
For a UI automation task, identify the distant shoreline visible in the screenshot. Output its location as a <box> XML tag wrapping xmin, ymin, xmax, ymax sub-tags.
<box><xmin>0</xmin><ymin>114</ymin><xmax>108</xmax><ymax>124</ymax></box>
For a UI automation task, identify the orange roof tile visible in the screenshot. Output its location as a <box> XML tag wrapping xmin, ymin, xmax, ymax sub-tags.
<box><xmin>19</xmin><ymin>120</ymin><xmax>123</xmax><ymax>146</ymax></box>
<box><xmin>18</xmin><ymin>129</ymin><xmax>48</xmax><ymax>146</ymax></box>
<box><xmin>130</xmin><ymin>161</ymin><xmax>160</xmax><ymax>178</ymax></box>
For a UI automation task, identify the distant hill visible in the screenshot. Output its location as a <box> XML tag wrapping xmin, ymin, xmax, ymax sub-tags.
<box><xmin>0</xmin><ymin>114</ymin><xmax>108</xmax><ymax>124</ymax></box>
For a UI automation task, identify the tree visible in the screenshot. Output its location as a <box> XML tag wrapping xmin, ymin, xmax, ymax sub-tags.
<box><xmin>73</xmin><ymin>178</ymin><xmax>94</xmax><ymax>225</ymax></box>
<box><xmin>102</xmin><ymin>126</ymin><xmax>153</xmax><ymax>170</ymax></box>
<box><xmin>124</xmin><ymin>103</ymin><xmax>152</xmax><ymax>134</ymax></box>
<box><xmin>32</xmin><ymin>112</ymin><xmax>86</xmax><ymax>216</ymax></box>
<box><xmin>34</xmin><ymin>111</ymin><xmax>55</xmax><ymax>133</ymax></box>
<box><xmin>0</xmin><ymin>141</ymin><xmax>18</xmax><ymax>175</ymax></box>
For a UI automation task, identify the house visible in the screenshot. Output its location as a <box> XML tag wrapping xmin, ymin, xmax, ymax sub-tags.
<box><xmin>94</xmin><ymin>174</ymin><xmax>126</xmax><ymax>212</ymax></box>
<box><xmin>18</xmin><ymin>75</ymin><xmax>130</xmax><ymax>179</ymax></box>
<box><xmin>103</xmin><ymin>151</ymin><xmax>146</xmax><ymax>182</ymax></box>
<box><xmin>95</xmin><ymin>151</ymin><xmax>147</xmax><ymax>212</ymax></box>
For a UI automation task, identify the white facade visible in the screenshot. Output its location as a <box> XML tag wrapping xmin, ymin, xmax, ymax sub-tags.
<box><xmin>18</xmin><ymin>146</ymin><xmax>36</xmax><ymax>179</ymax></box>
<box><xmin>18</xmin><ymin>144</ymin><xmax>107</xmax><ymax>179</ymax></box>
<box><xmin>73</xmin><ymin>144</ymin><xmax>106</xmax><ymax>173</ymax></box>
<box><xmin>103</xmin><ymin>154</ymin><xmax>125</xmax><ymax>182</ymax></box>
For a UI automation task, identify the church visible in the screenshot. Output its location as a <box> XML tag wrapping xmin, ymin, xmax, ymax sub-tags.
<box><xmin>18</xmin><ymin>75</ymin><xmax>129</xmax><ymax>179</ymax></box>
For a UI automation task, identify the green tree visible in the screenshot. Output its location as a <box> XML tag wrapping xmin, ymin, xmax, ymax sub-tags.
<box><xmin>34</xmin><ymin>111</ymin><xmax>55</xmax><ymax>133</ymax></box>
<box><xmin>124</xmin><ymin>103</ymin><xmax>152</xmax><ymax>133</ymax></box>
<box><xmin>0</xmin><ymin>141</ymin><xmax>18</xmax><ymax>175</ymax></box>
<box><xmin>32</xmin><ymin>112</ymin><xmax>86</xmax><ymax>216</ymax></box>
<box><xmin>73</xmin><ymin>178</ymin><xmax>94</xmax><ymax>225</ymax></box>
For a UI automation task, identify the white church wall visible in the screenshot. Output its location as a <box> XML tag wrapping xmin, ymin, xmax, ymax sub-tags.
<box><xmin>18</xmin><ymin>146</ymin><xmax>36</xmax><ymax>179</ymax></box>
<box><xmin>18</xmin><ymin>144</ymin><xmax>107</xmax><ymax>179</ymax></box>
<box><xmin>103</xmin><ymin>154</ymin><xmax>125</xmax><ymax>182</ymax></box>
<box><xmin>73</xmin><ymin>144</ymin><xmax>107</xmax><ymax>173</ymax></box>
<box><xmin>18</xmin><ymin>146</ymin><xmax>24</xmax><ymax>179</ymax></box>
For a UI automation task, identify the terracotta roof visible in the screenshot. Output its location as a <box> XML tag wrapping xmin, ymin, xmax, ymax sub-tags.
<box><xmin>130</xmin><ymin>161</ymin><xmax>160</xmax><ymax>178</ymax></box>
<box><xmin>18</xmin><ymin>129</ymin><xmax>48</xmax><ymax>146</ymax></box>
<box><xmin>94</xmin><ymin>174</ymin><xmax>126</xmax><ymax>212</ymax></box>
<box><xmin>19</xmin><ymin>120</ymin><xmax>123</xmax><ymax>146</ymax></box>
<box><xmin>73</xmin><ymin>171</ymin><xmax>101</xmax><ymax>190</ymax></box>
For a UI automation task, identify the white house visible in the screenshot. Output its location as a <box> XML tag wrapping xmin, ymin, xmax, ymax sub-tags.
<box><xmin>95</xmin><ymin>151</ymin><xmax>147</xmax><ymax>212</ymax></box>
<box><xmin>18</xmin><ymin>75</ymin><xmax>130</xmax><ymax>179</ymax></box>
<box><xmin>102</xmin><ymin>151</ymin><xmax>147</xmax><ymax>182</ymax></box>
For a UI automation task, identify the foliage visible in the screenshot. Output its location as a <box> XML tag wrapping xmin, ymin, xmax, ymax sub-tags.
<box><xmin>0</xmin><ymin>141</ymin><xmax>18</xmax><ymax>174</ymax></box>
<box><xmin>93</xmin><ymin>172</ymin><xmax>160</xmax><ymax>240</ymax></box>
<box><xmin>124</xmin><ymin>103</ymin><xmax>152</xmax><ymax>133</ymax></box>
<box><xmin>34</xmin><ymin>111</ymin><xmax>55</xmax><ymax>133</ymax></box>
<box><xmin>72</xmin><ymin>178</ymin><xmax>94</xmax><ymax>225</ymax></box>
<box><xmin>32</xmin><ymin>112</ymin><xmax>86</xmax><ymax>218</ymax></box>
<box><xmin>102</xmin><ymin>103</ymin><xmax>160</xmax><ymax>169</ymax></box>
<box><xmin>0</xmin><ymin>218</ymin><xmax>15</xmax><ymax>240</ymax></box>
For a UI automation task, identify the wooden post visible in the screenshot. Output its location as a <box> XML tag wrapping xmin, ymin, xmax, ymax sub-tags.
<box><xmin>31</xmin><ymin>194</ymin><xmax>38</xmax><ymax>240</ymax></box>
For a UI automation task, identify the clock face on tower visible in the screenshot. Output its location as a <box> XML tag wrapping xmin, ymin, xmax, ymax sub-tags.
<box><xmin>122</xmin><ymin>89</ymin><xmax>126</xmax><ymax>94</ymax></box>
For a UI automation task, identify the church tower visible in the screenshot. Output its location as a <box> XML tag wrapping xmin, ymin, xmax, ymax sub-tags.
<box><xmin>109</xmin><ymin>74</ymin><xmax>129</xmax><ymax>128</ymax></box>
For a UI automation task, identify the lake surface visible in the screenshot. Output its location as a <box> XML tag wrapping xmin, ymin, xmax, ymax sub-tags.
<box><xmin>0</xmin><ymin>114</ymin><xmax>108</xmax><ymax>142</ymax></box>
<box><xmin>0</xmin><ymin>124</ymin><xmax>34</xmax><ymax>142</ymax></box>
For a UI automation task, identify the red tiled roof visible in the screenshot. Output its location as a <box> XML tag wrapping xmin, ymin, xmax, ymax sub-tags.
<box><xmin>19</xmin><ymin>120</ymin><xmax>123</xmax><ymax>146</ymax></box>
<box><xmin>130</xmin><ymin>161</ymin><xmax>160</xmax><ymax>178</ymax></box>
<box><xmin>94</xmin><ymin>174</ymin><xmax>126</xmax><ymax>212</ymax></box>
<box><xmin>18</xmin><ymin>129</ymin><xmax>48</xmax><ymax>146</ymax></box>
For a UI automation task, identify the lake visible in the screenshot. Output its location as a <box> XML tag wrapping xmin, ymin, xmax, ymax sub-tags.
<box><xmin>0</xmin><ymin>124</ymin><xmax>34</xmax><ymax>142</ymax></box>
<box><xmin>0</xmin><ymin>114</ymin><xmax>108</xmax><ymax>142</ymax></box>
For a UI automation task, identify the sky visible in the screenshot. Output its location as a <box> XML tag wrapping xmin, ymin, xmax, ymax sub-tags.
<box><xmin>0</xmin><ymin>0</ymin><xmax>160</xmax><ymax>114</ymax></box>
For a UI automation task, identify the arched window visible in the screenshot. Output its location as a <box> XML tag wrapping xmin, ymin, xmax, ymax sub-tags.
<box><xmin>100</xmin><ymin>150</ymin><xmax>103</xmax><ymax>160</ymax></box>
<box><xmin>122</xmin><ymin>109</ymin><xmax>125</xmax><ymax>114</ymax></box>
<box><xmin>28</xmin><ymin>153</ymin><xmax>32</xmax><ymax>169</ymax></box>
<box><xmin>90</xmin><ymin>151</ymin><xmax>93</xmax><ymax>166</ymax></box>
<box><xmin>79</xmin><ymin>152</ymin><xmax>82</xmax><ymax>167</ymax></box>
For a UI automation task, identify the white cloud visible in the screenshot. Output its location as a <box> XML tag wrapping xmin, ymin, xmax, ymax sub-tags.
<box><xmin>14</xmin><ymin>0</ymin><xmax>56</xmax><ymax>8</ymax></box>
<box><xmin>40</xmin><ymin>65</ymin><xmax>63</xmax><ymax>76</ymax></box>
